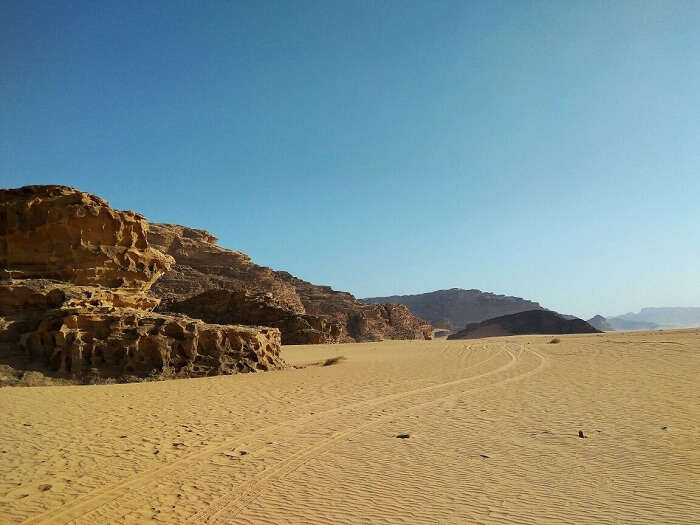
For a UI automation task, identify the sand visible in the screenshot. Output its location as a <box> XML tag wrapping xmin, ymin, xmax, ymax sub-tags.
<box><xmin>1</xmin><ymin>329</ymin><xmax>698</xmax><ymax>524</ymax></box>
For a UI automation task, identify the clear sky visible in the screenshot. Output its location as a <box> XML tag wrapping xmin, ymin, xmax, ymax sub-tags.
<box><xmin>2</xmin><ymin>1</ymin><xmax>699</xmax><ymax>319</ymax></box>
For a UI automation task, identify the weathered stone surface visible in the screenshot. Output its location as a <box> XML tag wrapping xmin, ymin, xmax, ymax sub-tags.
<box><xmin>0</xmin><ymin>185</ymin><xmax>285</xmax><ymax>384</ymax></box>
<box><xmin>166</xmin><ymin>289</ymin><xmax>343</xmax><ymax>345</ymax></box>
<box><xmin>0</xmin><ymin>279</ymin><xmax>160</xmax><ymax>313</ymax></box>
<box><xmin>0</xmin><ymin>186</ymin><xmax>173</xmax><ymax>290</ymax></box>
<box><xmin>149</xmin><ymin>223</ymin><xmax>432</xmax><ymax>343</ymax></box>
<box><xmin>20</xmin><ymin>308</ymin><xmax>282</xmax><ymax>379</ymax></box>
<box><xmin>149</xmin><ymin>223</ymin><xmax>304</xmax><ymax>313</ymax></box>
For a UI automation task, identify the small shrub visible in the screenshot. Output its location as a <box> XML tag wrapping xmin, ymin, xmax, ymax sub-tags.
<box><xmin>548</xmin><ymin>338</ymin><xmax>561</xmax><ymax>344</ymax></box>
<box><xmin>322</xmin><ymin>356</ymin><xmax>346</xmax><ymax>366</ymax></box>
<box><xmin>18</xmin><ymin>371</ymin><xmax>50</xmax><ymax>387</ymax></box>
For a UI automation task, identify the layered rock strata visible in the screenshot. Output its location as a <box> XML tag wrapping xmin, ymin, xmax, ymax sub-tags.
<box><xmin>0</xmin><ymin>186</ymin><xmax>284</xmax><ymax>384</ymax></box>
<box><xmin>0</xmin><ymin>185</ymin><xmax>172</xmax><ymax>289</ymax></box>
<box><xmin>166</xmin><ymin>289</ymin><xmax>343</xmax><ymax>345</ymax></box>
<box><xmin>148</xmin><ymin>223</ymin><xmax>432</xmax><ymax>343</ymax></box>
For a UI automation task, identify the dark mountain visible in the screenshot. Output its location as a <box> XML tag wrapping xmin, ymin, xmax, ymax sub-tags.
<box><xmin>447</xmin><ymin>310</ymin><xmax>601</xmax><ymax>340</ymax></box>
<box><xmin>361</xmin><ymin>288</ymin><xmax>544</xmax><ymax>331</ymax></box>
<box><xmin>611</xmin><ymin>307</ymin><xmax>700</xmax><ymax>329</ymax></box>
<box><xmin>587</xmin><ymin>315</ymin><xmax>614</xmax><ymax>331</ymax></box>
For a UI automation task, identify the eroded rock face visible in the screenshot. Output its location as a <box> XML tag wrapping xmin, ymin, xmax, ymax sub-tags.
<box><xmin>0</xmin><ymin>186</ymin><xmax>173</xmax><ymax>290</ymax></box>
<box><xmin>166</xmin><ymin>289</ymin><xmax>343</xmax><ymax>345</ymax></box>
<box><xmin>149</xmin><ymin>223</ymin><xmax>304</xmax><ymax>313</ymax></box>
<box><xmin>148</xmin><ymin>223</ymin><xmax>432</xmax><ymax>344</ymax></box>
<box><xmin>0</xmin><ymin>186</ymin><xmax>284</xmax><ymax>384</ymax></box>
<box><xmin>0</xmin><ymin>279</ymin><xmax>161</xmax><ymax>312</ymax></box>
<box><xmin>20</xmin><ymin>308</ymin><xmax>282</xmax><ymax>379</ymax></box>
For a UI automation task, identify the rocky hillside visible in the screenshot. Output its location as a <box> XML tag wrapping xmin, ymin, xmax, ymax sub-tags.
<box><xmin>362</xmin><ymin>288</ymin><xmax>544</xmax><ymax>331</ymax></box>
<box><xmin>0</xmin><ymin>186</ymin><xmax>284</xmax><ymax>385</ymax></box>
<box><xmin>148</xmin><ymin>224</ymin><xmax>432</xmax><ymax>344</ymax></box>
<box><xmin>447</xmin><ymin>310</ymin><xmax>600</xmax><ymax>339</ymax></box>
<box><xmin>587</xmin><ymin>315</ymin><xmax>614</xmax><ymax>331</ymax></box>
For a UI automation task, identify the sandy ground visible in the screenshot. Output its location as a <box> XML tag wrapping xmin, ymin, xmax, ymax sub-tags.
<box><xmin>1</xmin><ymin>330</ymin><xmax>698</xmax><ymax>524</ymax></box>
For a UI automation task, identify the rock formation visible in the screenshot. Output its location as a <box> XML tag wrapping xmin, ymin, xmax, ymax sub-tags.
<box><xmin>166</xmin><ymin>289</ymin><xmax>343</xmax><ymax>345</ymax></box>
<box><xmin>0</xmin><ymin>185</ymin><xmax>172</xmax><ymax>289</ymax></box>
<box><xmin>0</xmin><ymin>186</ymin><xmax>284</xmax><ymax>384</ymax></box>
<box><xmin>361</xmin><ymin>288</ymin><xmax>545</xmax><ymax>331</ymax></box>
<box><xmin>587</xmin><ymin>315</ymin><xmax>614</xmax><ymax>332</ymax></box>
<box><xmin>148</xmin><ymin>223</ymin><xmax>432</xmax><ymax>344</ymax></box>
<box><xmin>447</xmin><ymin>310</ymin><xmax>601</xmax><ymax>340</ymax></box>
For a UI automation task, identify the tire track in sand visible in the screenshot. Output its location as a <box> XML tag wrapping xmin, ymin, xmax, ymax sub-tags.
<box><xmin>22</xmin><ymin>342</ymin><xmax>505</xmax><ymax>525</ymax></box>
<box><xmin>190</xmin><ymin>343</ymin><xmax>546</xmax><ymax>524</ymax></box>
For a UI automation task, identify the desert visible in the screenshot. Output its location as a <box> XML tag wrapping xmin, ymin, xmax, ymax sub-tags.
<box><xmin>4</xmin><ymin>2</ymin><xmax>700</xmax><ymax>523</ymax></box>
<box><xmin>1</xmin><ymin>329</ymin><xmax>699</xmax><ymax>524</ymax></box>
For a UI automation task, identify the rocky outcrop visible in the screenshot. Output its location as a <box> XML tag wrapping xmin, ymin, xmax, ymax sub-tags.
<box><xmin>166</xmin><ymin>289</ymin><xmax>343</xmax><ymax>345</ymax></box>
<box><xmin>447</xmin><ymin>310</ymin><xmax>601</xmax><ymax>340</ymax></box>
<box><xmin>148</xmin><ymin>224</ymin><xmax>305</xmax><ymax>313</ymax></box>
<box><xmin>149</xmin><ymin>223</ymin><xmax>432</xmax><ymax>344</ymax></box>
<box><xmin>0</xmin><ymin>185</ymin><xmax>172</xmax><ymax>289</ymax></box>
<box><xmin>587</xmin><ymin>315</ymin><xmax>614</xmax><ymax>332</ymax></box>
<box><xmin>361</xmin><ymin>288</ymin><xmax>545</xmax><ymax>331</ymax></box>
<box><xmin>19</xmin><ymin>308</ymin><xmax>281</xmax><ymax>380</ymax></box>
<box><xmin>0</xmin><ymin>186</ymin><xmax>284</xmax><ymax>384</ymax></box>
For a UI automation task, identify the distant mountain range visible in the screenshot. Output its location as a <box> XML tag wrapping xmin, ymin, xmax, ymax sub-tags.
<box><xmin>361</xmin><ymin>288</ymin><xmax>544</xmax><ymax>331</ymax></box>
<box><xmin>604</xmin><ymin>317</ymin><xmax>657</xmax><ymax>331</ymax></box>
<box><xmin>587</xmin><ymin>315</ymin><xmax>614</xmax><ymax>331</ymax></box>
<box><xmin>447</xmin><ymin>310</ymin><xmax>600</xmax><ymax>339</ymax></box>
<box><xmin>607</xmin><ymin>307</ymin><xmax>700</xmax><ymax>330</ymax></box>
<box><xmin>362</xmin><ymin>289</ymin><xmax>700</xmax><ymax>334</ymax></box>
<box><xmin>579</xmin><ymin>308</ymin><xmax>700</xmax><ymax>332</ymax></box>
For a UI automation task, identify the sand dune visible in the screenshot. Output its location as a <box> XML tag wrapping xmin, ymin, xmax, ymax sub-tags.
<box><xmin>1</xmin><ymin>330</ymin><xmax>698</xmax><ymax>524</ymax></box>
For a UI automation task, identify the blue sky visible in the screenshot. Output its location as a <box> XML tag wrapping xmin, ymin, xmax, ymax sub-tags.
<box><xmin>2</xmin><ymin>1</ymin><xmax>699</xmax><ymax>319</ymax></box>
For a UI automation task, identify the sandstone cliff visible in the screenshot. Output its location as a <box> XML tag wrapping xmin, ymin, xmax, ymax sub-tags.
<box><xmin>148</xmin><ymin>223</ymin><xmax>432</xmax><ymax>344</ymax></box>
<box><xmin>0</xmin><ymin>186</ymin><xmax>284</xmax><ymax>385</ymax></box>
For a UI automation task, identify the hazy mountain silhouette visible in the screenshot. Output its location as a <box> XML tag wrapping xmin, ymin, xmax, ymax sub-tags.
<box><xmin>610</xmin><ymin>307</ymin><xmax>700</xmax><ymax>329</ymax></box>
<box><xmin>587</xmin><ymin>315</ymin><xmax>614</xmax><ymax>331</ymax></box>
<box><xmin>605</xmin><ymin>317</ymin><xmax>658</xmax><ymax>331</ymax></box>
